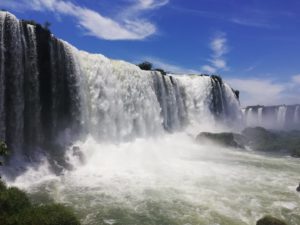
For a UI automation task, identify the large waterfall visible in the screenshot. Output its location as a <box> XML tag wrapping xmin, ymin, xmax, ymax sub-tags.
<box><xmin>2</xmin><ymin>12</ymin><xmax>300</xmax><ymax>225</ymax></box>
<box><xmin>0</xmin><ymin>11</ymin><xmax>241</xmax><ymax>160</ymax></box>
<box><xmin>243</xmin><ymin>105</ymin><xmax>300</xmax><ymax>130</ymax></box>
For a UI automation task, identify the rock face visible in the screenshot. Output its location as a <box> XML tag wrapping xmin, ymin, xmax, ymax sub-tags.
<box><xmin>196</xmin><ymin>132</ymin><xmax>245</xmax><ymax>148</ymax></box>
<box><xmin>0</xmin><ymin>12</ymin><xmax>242</xmax><ymax>161</ymax></box>
<box><xmin>196</xmin><ymin>127</ymin><xmax>300</xmax><ymax>157</ymax></box>
<box><xmin>256</xmin><ymin>216</ymin><xmax>287</xmax><ymax>225</ymax></box>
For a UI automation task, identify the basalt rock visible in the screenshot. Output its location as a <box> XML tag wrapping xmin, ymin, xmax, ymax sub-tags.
<box><xmin>256</xmin><ymin>216</ymin><xmax>287</xmax><ymax>225</ymax></box>
<box><xmin>196</xmin><ymin>132</ymin><xmax>246</xmax><ymax>148</ymax></box>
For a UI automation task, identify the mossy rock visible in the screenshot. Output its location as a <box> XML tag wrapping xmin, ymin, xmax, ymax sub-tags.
<box><xmin>256</xmin><ymin>216</ymin><xmax>288</xmax><ymax>225</ymax></box>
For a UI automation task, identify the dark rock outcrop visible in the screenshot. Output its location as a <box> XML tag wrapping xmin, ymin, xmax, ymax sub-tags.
<box><xmin>256</xmin><ymin>216</ymin><xmax>287</xmax><ymax>225</ymax></box>
<box><xmin>196</xmin><ymin>132</ymin><xmax>245</xmax><ymax>148</ymax></box>
<box><xmin>196</xmin><ymin>127</ymin><xmax>300</xmax><ymax>157</ymax></box>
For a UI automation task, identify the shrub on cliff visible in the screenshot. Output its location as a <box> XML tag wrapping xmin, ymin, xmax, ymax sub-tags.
<box><xmin>155</xmin><ymin>68</ymin><xmax>167</xmax><ymax>75</ymax></box>
<box><xmin>138</xmin><ymin>61</ymin><xmax>153</xmax><ymax>71</ymax></box>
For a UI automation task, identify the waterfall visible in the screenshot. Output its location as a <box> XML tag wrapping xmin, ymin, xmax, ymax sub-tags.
<box><xmin>294</xmin><ymin>106</ymin><xmax>300</xmax><ymax>123</ymax></box>
<box><xmin>0</xmin><ymin>12</ymin><xmax>5</xmax><ymax>141</ymax></box>
<box><xmin>258</xmin><ymin>107</ymin><xmax>263</xmax><ymax>125</ymax></box>
<box><xmin>244</xmin><ymin>105</ymin><xmax>300</xmax><ymax>130</ymax></box>
<box><xmin>0</xmin><ymin>12</ymin><xmax>241</xmax><ymax>161</ymax></box>
<box><xmin>277</xmin><ymin>106</ymin><xmax>287</xmax><ymax>128</ymax></box>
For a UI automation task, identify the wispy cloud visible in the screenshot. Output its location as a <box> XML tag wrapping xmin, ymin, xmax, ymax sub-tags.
<box><xmin>171</xmin><ymin>5</ymin><xmax>287</xmax><ymax>29</ymax></box>
<box><xmin>202</xmin><ymin>33</ymin><xmax>229</xmax><ymax>74</ymax></box>
<box><xmin>244</xmin><ymin>65</ymin><xmax>257</xmax><ymax>72</ymax></box>
<box><xmin>0</xmin><ymin>0</ymin><xmax>168</xmax><ymax>40</ymax></box>
<box><xmin>227</xmin><ymin>76</ymin><xmax>300</xmax><ymax>106</ymax></box>
<box><xmin>230</xmin><ymin>18</ymin><xmax>276</xmax><ymax>28</ymax></box>
<box><xmin>292</xmin><ymin>74</ymin><xmax>300</xmax><ymax>84</ymax></box>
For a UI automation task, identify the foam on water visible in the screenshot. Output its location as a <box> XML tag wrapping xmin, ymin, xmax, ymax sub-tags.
<box><xmin>8</xmin><ymin>133</ymin><xmax>300</xmax><ymax>225</ymax></box>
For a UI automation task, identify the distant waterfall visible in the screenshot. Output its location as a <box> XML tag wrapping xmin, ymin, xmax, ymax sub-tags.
<box><xmin>243</xmin><ymin>105</ymin><xmax>300</xmax><ymax>130</ymax></box>
<box><xmin>0</xmin><ymin>12</ymin><xmax>241</xmax><ymax>160</ymax></box>
<box><xmin>294</xmin><ymin>106</ymin><xmax>300</xmax><ymax>123</ymax></box>
<box><xmin>277</xmin><ymin>106</ymin><xmax>287</xmax><ymax>128</ymax></box>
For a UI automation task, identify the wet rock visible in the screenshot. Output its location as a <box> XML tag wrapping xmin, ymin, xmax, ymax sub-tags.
<box><xmin>72</xmin><ymin>146</ymin><xmax>85</xmax><ymax>164</ymax></box>
<box><xmin>196</xmin><ymin>132</ymin><xmax>245</xmax><ymax>148</ymax></box>
<box><xmin>297</xmin><ymin>183</ymin><xmax>300</xmax><ymax>192</ymax></box>
<box><xmin>256</xmin><ymin>216</ymin><xmax>287</xmax><ymax>225</ymax></box>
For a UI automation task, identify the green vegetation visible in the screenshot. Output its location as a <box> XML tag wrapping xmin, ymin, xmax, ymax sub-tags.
<box><xmin>138</xmin><ymin>61</ymin><xmax>153</xmax><ymax>71</ymax></box>
<box><xmin>0</xmin><ymin>141</ymin><xmax>8</xmax><ymax>166</ymax></box>
<box><xmin>137</xmin><ymin>61</ymin><xmax>168</xmax><ymax>75</ymax></box>
<box><xmin>256</xmin><ymin>216</ymin><xmax>287</xmax><ymax>225</ymax></box>
<box><xmin>0</xmin><ymin>141</ymin><xmax>80</xmax><ymax>225</ymax></box>
<box><xmin>155</xmin><ymin>68</ymin><xmax>167</xmax><ymax>75</ymax></box>
<box><xmin>0</xmin><ymin>141</ymin><xmax>8</xmax><ymax>179</ymax></box>
<box><xmin>0</xmin><ymin>182</ymin><xmax>80</xmax><ymax>225</ymax></box>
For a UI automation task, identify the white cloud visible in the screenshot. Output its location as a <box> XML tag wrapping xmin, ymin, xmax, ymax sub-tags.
<box><xmin>211</xmin><ymin>34</ymin><xmax>228</xmax><ymax>57</ymax></box>
<box><xmin>201</xmin><ymin>65</ymin><xmax>216</xmax><ymax>74</ymax></box>
<box><xmin>136</xmin><ymin>0</ymin><xmax>169</xmax><ymax>10</ymax></box>
<box><xmin>226</xmin><ymin>77</ymin><xmax>300</xmax><ymax>107</ymax></box>
<box><xmin>0</xmin><ymin>0</ymin><xmax>168</xmax><ymax>40</ymax></box>
<box><xmin>292</xmin><ymin>74</ymin><xmax>300</xmax><ymax>84</ymax></box>
<box><xmin>202</xmin><ymin>33</ymin><xmax>229</xmax><ymax>73</ymax></box>
<box><xmin>230</xmin><ymin>18</ymin><xmax>274</xmax><ymax>28</ymax></box>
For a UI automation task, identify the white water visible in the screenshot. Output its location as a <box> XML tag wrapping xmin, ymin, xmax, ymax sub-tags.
<box><xmin>8</xmin><ymin>133</ymin><xmax>300</xmax><ymax>225</ymax></box>
<box><xmin>277</xmin><ymin>106</ymin><xmax>287</xmax><ymax>129</ymax></box>
<box><xmin>1</xmin><ymin>11</ymin><xmax>299</xmax><ymax>225</ymax></box>
<box><xmin>258</xmin><ymin>107</ymin><xmax>263</xmax><ymax>126</ymax></box>
<box><xmin>244</xmin><ymin>105</ymin><xmax>300</xmax><ymax>130</ymax></box>
<box><xmin>294</xmin><ymin>106</ymin><xmax>299</xmax><ymax>123</ymax></box>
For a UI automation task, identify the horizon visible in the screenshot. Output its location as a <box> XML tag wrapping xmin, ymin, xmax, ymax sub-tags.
<box><xmin>1</xmin><ymin>0</ymin><xmax>300</xmax><ymax>106</ymax></box>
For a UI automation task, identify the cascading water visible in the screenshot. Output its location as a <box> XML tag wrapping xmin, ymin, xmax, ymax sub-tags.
<box><xmin>244</xmin><ymin>105</ymin><xmax>300</xmax><ymax>130</ymax></box>
<box><xmin>0</xmin><ymin>11</ymin><xmax>241</xmax><ymax>159</ymax></box>
<box><xmin>277</xmin><ymin>106</ymin><xmax>287</xmax><ymax>129</ymax></box>
<box><xmin>294</xmin><ymin>106</ymin><xmax>299</xmax><ymax>123</ymax></box>
<box><xmin>257</xmin><ymin>107</ymin><xmax>263</xmax><ymax>125</ymax></box>
<box><xmin>1</xmin><ymin>12</ymin><xmax>299</xmax><ymax>225</ymax></box>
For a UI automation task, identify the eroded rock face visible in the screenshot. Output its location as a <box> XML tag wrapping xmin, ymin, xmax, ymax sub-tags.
<box><xmin>196</xmin><ymin>127</ymin><xmax>300</xmax><ymax>157</ymax></box>
<box><xmin>256</xmin><ymin>216</ymin><xmax>287</xmax><ymax>225</ymax></box>
<box><xmin>196</xmin><ymin>132</ymin><xmax>246</xmax><ymax>148</ymax></box>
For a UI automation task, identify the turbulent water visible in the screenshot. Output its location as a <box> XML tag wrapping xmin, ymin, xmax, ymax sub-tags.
<box><xmin>243</xmin><ymin>105</ymin><xmax>300</xmax><ymax>130</ymax></box>
<box><xmin>9</xmin><ymin>133</ymin><xmax>300</xmax><ymax>225</ymax></box>
<box><xmin>1</xmin><ymin>11</ymin><xmax>300</xmax><ymax>225</ymax></box>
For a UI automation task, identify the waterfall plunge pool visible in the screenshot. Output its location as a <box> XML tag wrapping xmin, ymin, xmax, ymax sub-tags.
<box><xmin>7</xmin><ymin>133</ymin><xmax>300</xmax><ymax>225</ymax></box>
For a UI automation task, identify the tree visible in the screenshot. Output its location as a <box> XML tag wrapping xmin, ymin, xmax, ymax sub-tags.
<box><xmin>0</xmin><ymin>141</ymin><xmax>8</xmax><ymax>179</ymax></box>
<box><xmin>137</xmin><ymin>61</ymin><xmax>153</xmax><ymax>71</ymax></box>
<box><xmin>155</xmin><ymin>68</ymin><xmax>167</xmax><ymax>75</ymax></box>
<box><xmin>0</xmin><ymin>141</ymin><xmax>8</xmax><ymax>166</ymax></box>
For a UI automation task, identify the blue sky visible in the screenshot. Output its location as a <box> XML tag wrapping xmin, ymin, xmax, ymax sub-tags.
<box><xmin>1</xmin><ymin>0</ymin><xmax>300</xmax><ymax>106</ymax></box>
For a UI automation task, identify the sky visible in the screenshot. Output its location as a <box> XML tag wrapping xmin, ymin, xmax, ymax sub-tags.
<box><xmin>1</xmin><ymin>0</ymin><xmax>300</xmax><ymax>106</ymax></box>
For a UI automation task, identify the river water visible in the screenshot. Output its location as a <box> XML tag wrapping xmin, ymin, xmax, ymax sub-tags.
<box><xmin>8</xmin><ymin>133</ymin><xmax>300</xmax><ymax>225</ymax></box>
